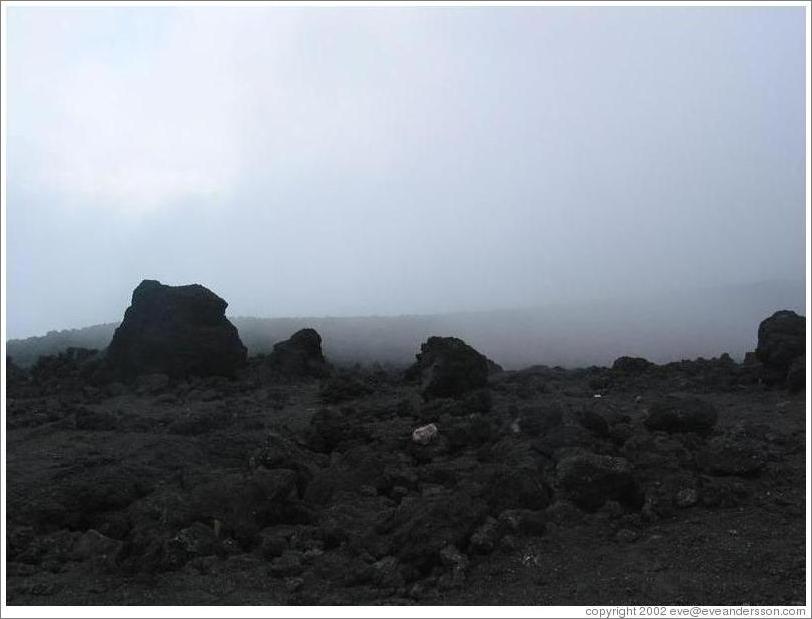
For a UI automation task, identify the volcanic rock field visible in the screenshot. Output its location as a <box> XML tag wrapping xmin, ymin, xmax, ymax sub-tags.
<box><xmin>4</xmin><ymin>281</ymin><xmax>807</xmax><ymax>605</ymax></box>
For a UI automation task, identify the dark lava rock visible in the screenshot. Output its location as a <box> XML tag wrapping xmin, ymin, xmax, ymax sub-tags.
<box><xmin>320</xmin><ymin>372</ymin><xmax>373</xmax><ymax>404</ymax></box>
<box><xmin>574</xmin><ymin>408</ymin><xmax>610</xmax><ymax>438</ymax></box>
<box><xmin>29</xmin><ymin>347</ymin><xmax>102</xmax><ymax>393</ymax></box>
<box><xmin>75</xmin><ymin>407</ymin><xmax>119</xmax><ymax>431</ymax></box>
<box><xmin>442</xmin><ymin>414</ymin><xmax>497</xmax><ymax>452</ymax></box>
<box><xmin>16</xmin><ymin>463</ymin><xmax>156</xmax><ymax>531</ymax></box>
<box><xmin>259</xmin><ymin>529</ymin><xmax>290</xmax><ymax>559</ymax></box>
<box><xmin>164</xmin><ymin>523</ymin><xmax>221</xmax><ymax>563</ymax></box>
<box><xmin>267</xmin><ymin>329</ymin><xmax>329</xmax><ymax>378</ymax></box>
<box><xmin>135</xmin><ymin>373</ymin><xmax>170</xmax><ymax>394</ymax></box>
<box><xmin>167</xmin><ymin>407</ymin><xmax>233</xmax><ymax>436</ymax></box>
<box><xmin>786</xmin><ymin>357</ymin><xmax>805</xmax><ymax>394</ymax></box>
<box><xmin>6</xmin><ymin>357</ymin><xmax>30</xmax><ymax>389</ymax></box>
<box><xmin>71</xmin><ymin>529</ymin><xmax>123</xmax><ymax>566</ymax></box>
<box><xmin>269</xmin><ymin>551</ymin><xmax>305</xmax><ymax>577</ymax></box>
<box><xmin>468</xmin><ymin>517</ymin><xmax>503</xmax><ymax>554</ymax></box>
<box><xmin>640</xmin><ymin>472</ymin><xmax>700</xmax><ymax>520</ymax></box>
<box><xmin>473</xmin><ymin>463</ymin><xmax>551</xmax><ymax>514</ymax></box>
<box><xmin>644</xmin><ymin>395</ymin><xmax>718</xmax><ymax>434</ymax></box>
<box><xmin>308</xmin><ymin>407</ymin><xmax>372</xmax><ymax>453</ymax></box>
<box><xmin>696</xmin><ymin>435</ymin><xmax>767</xmax><ymax>477</ymax></box>
<box><xmin>699</xmin><ymin>475</ymin><xmax>750</xmax><ymax>508</ymax></box>
<box><xmin>498</xmin><ymin>509</ymin><xmax>547</xmax><ymax>536</ymax></box>
<box><xmin>612</xmin><ymin>356</ymin><xmax>653</xmax><ymax>373</ymax></box>
<box><xmin>252</xmin><ymin>432</ymin><xmax>322</xmax><ymax>494</ymax></box>
<box><xmin>756</xmin><ymin>310</ymin><xmax>805</xmax><ymax>386</ymax></box>
<box><xmin>188</xmin><ymin>468</ymin><xmax>301</xmax><ymax>545</ymax></box>
<box><xmin>518</xmin><ymin>404</ymin><xmax>563</xmax><ymax>437</ymax></box>
<box><xmin>406</xmin><ymin>336</ymin><xmax>494</xmax><ymax>400</ymax></box>
<box><xmin>385</xmin><ymin>491</ymin><xmax>488</xmax><ymax>572</ymax></box>
<box><xmin>106</xmin><ymin>279</ymin><xmax>247</xmax><ymax>379</ymax></box>
<box><xmin>556</xmin><ymin>452</ymin><xmax>638</xmax><ymax>511</ymax></box>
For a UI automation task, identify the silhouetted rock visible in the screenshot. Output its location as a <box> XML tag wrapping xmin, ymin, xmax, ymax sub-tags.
<box><xmin>267</xmin><ymin>328</ymin><xmax>329</xmax><ymax>378</ymax></box>
<box><xmin>644</xmin><ymin>395</ymin><xmax>718</xmax><ymax>434</ymax></box>
<box><xmin>612</xmin><ymin>356</ymin><xmax>653</xmax><ymax>373</ymax></box>
<box><xmin>756</xmin><ymin>310</ymin><xmax>805</xmax><ymax>387</ymax></box>
<box><xmin>406</xmin><ymin>336</ymin><xmax>494</xmax><ymax>399</ymax></box>
<box><xmin>106</xmin><ymin>280</ymin><xmax>247</xmax><ymax>378</ymax></box>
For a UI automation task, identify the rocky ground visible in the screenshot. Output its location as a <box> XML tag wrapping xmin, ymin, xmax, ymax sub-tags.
<box><xmin>4</xmin><ymin>345</ymin><xmax>807</xmax><ymax>606</ymax></box>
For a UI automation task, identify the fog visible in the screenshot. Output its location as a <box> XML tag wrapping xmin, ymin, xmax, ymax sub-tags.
<box><xmin>5</xmin><ymin>7</ymin><xmax>807</xmax><ymax>361</ymax></box>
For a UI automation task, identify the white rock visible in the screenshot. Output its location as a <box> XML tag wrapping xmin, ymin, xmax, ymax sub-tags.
<box><xmin>412</xmin><ymin>423</ymin><xmax>438</xmax><ymax>445</ymax></box>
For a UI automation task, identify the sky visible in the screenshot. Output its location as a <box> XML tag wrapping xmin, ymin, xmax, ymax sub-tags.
<box><xmin>4</xmin><ymin>5</ymin><xmax>807</xmax><ymax>339</ymax></box>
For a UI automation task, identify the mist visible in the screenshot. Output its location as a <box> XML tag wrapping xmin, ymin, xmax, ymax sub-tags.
<box><xmin>5</xmin><ymin>6</ymin><xmax>807</xmax><ymax>364</ymax></box>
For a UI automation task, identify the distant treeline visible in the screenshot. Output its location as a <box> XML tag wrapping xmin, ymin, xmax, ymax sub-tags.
<box><xmin>6</xmin><ymin>280</ymin><xmax>805</xmax><ymax>371</ymax></box>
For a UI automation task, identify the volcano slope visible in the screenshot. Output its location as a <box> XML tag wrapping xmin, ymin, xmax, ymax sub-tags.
<box><xmin>4</xmin><ymin>331</ymin><xmax>807</xmax><ymax>606</ymax></box>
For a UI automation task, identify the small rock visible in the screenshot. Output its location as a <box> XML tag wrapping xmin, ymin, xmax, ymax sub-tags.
<box><xmin>469</xmin><ymin>517</ymin><xmax>503</xmax><ymax>554</ymax></box>
<box><xmin>545</xmin><ymin>500</ymin><xmax>584</xmax><ymax>526</ymax></box>
<box><xmin>412</xmin><ymin>423</ymin><xmax>439</xmax><ymax>446</ymax></box>
<box><xmin>675</xmin><ymin>487</ymin><xmax>699</xmax><ymax>508</ymax></box>
<box><xmin>371</xmin><ymin>556</ymin><xmax>405</xmax><ymax>588</ymax></box>
<box><xmin>259</xmin><ymin>530</ymin><xmax>290</xmax><ymax>559</ymax></box>
<box><xmin>71</xmin><ymin>529</ymin><xmax>122</xmax><ymax>562</ymax></box>
<box><xmin>498</xmin><ymin>509</ymin><xmax>547</xmax><ymax>536</ymax></box>
<box><xmin>269</xmin><ymin>551</ymin><xmax>304</xmax><ymax>577</ymax></box>
<box><xmin>360</xmin><ymin>484</ymin><xmax>378</xmax><ymax>497</ymax></box>
<box><xmin>438</xmin><ymin>544</ymin><xmax>469</xmax><ymax>589</ymax></box>
<box><xmin>614</xmin><ymin>528</ymin><xmax>640</xmax><ymax>543</ymax></box>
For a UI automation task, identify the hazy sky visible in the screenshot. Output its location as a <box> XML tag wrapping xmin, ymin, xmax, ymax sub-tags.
<box><xmin>5</xmin><ymin>6</ymin><xmax>807</xmax><ymax>339</ymax></box>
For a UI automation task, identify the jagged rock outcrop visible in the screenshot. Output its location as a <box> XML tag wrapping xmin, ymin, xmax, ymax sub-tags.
<box><xmin>266</xmin><ymin>328</ymin><xmax>329</xmax><ymax>378</ymax></box>
<box><xmin>405</xmin><ymin>336</ymin><xmax>497</xmax><ymax>399</ymax></box>
<box><xmin>756</xmin><ymin>310</ymin><xmax>805</xmax><ymax>388</ymax></box>
<box><xmin>106</xmin><ymin>280</ymin><xmax>246</xmax><ymax>378</ymax></box>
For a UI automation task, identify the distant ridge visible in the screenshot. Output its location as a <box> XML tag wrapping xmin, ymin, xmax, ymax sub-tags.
<box><xmin>6</xmin><ymin>280</ymin><xmax>805</xmax><ymax>370</ymax></box>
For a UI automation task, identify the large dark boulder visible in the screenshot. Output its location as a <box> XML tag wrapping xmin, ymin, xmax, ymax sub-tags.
<box><xmin>106</xmin><ymin>280</ymin><xmax>247</xmax><ymax>378</ymax></box>
<box><xmin>406</xmin><ymin>336</ymin><xmax>495</xmax><ymax>399</ymax></box>
<box><xmin>267</xmin><ymin>328</ymin><xmax>329</xmax><ymax>378</ymax></box>
<box><xmin>756</xmin><ymin>310</ymin><xmax>805</xmax><ymax>387</ymax></box>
